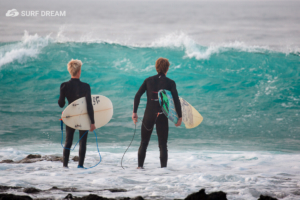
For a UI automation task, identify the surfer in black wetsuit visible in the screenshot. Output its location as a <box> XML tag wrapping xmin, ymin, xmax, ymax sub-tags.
<box><xmin>132</xmin><ymin>58</ymin><xmax>182</xmax><ymax>169</ymax></box>
<box><xmin>58</xmin><ymin>59</ymin><xmax>96</xmax><ymax>168</ymax></box>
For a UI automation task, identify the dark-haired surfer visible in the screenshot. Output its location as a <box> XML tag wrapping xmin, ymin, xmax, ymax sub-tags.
<box><xmin>132</xmin><ymin>58</ymin><xmax>182</xmax><ymax>169</ymax></box>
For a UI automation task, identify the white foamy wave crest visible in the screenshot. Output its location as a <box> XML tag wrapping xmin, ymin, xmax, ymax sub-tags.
<box><xmin>150</xmin><ymin>32</ymin><xmax>270</xmax><ymax>60</ymax></box>
<box><xmin>285</xmin><ymin>46</ymin><xmax>300</xmax><ymax>56</ymax></box>
<box><xmin>0</xmin><ymin>31</ymin><xmax>50</xmax><ymax>67</ymax></box>
<box><xmin>52</xmin><ymin>27</ymin><xmax>272</xmax><ymax>58</ymax></box>
<box><xmin>187</xmin><ymin>41</ymin><xmax>270</xmax><ymax>60</ymax></box>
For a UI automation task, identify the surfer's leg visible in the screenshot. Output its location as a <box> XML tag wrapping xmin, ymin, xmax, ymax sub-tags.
<box><xmin>138</xmin><ymin>116</ymin><xmax>155</xmax><ymax>167</ymax></box>
<box><xmin>156</xmin><ymin>114</ymin><xmax>169</xmax><ymax>168</ymax></box>
<box><xmin>78</xmin><ymin>130</ymin><xmax>88</xmax><ymax>167</ymax></box>
<box><xmin>63</xmin><ymin>126</ymin><xmax>75</xmax><ymax>167</ymax></box>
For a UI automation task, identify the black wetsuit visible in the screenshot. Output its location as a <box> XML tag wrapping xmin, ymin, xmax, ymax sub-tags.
<box><xmin>134</xmin><ymin>73</ymin><xmax>182</xmax><ymax>168</ymax></box>
<box><xmin>58</xmin><ymin>78</ymin><xmax>95</xmax><ymax>167</ymax></box>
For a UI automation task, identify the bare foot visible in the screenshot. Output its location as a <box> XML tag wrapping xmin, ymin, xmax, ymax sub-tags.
<box><xmin>137</xmin><ymin>167</ymin><xmax>144</xmax><ymax>169</ymax></box>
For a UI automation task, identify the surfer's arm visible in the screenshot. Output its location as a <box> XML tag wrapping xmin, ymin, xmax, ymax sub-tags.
<box><xmin>175</xmin><ymin>117</ymin><xmax>182</xmax><ymax>127</ymax></box>
<box><xmin>85</xmin><ymin>85</ymin><xmax>95</xmax><ymax>124</ymax></box>
<box><xmin>58</xmin><ymin>83</ymin><xmax>66</xmax><ymax>108</ymax></box>
<box><xmin>171</xmin><ymin>81</ymin><xmax>182</xmax><ymax>118</ymax></box>
<box><xmin>133</xmin><ymin>80</ymin><xmax>146</xmax><ymax>113</ymax></box>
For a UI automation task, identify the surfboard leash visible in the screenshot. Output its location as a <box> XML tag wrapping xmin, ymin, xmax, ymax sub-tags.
<box><xmin>140</xmin><ymin>112</ymin><xmax>161</xmax><ymax>131</ymax></box>
<box><xmin>121</xmin><ymin>123</ymin><xmax>136</xmax><ymax>169</ymax></box>
<box><xmin>120</xmin><ymin>113</ymin><xmax>161</xmax><ymax>169</ymax></box>
<box><xmin>60</xmin><ymin>120</ymin><xmax>102</xmax><ymax>169</ymax></box>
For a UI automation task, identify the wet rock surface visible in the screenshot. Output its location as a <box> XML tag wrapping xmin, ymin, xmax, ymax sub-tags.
<box><xmin>0</xmin><ymin>185</ymin><xmax>279</xmax><ymax>200</ymax></box>
<box><xmin>184</xmin><ymin>189</ymin><xmax>227</xmax><ymax>200</ymax></box>
<box><xmin>107</xmin><ymin>189</ymin><xmax>127</xmax><ymax>193</ymax></box>
<box><xmin>0</xmin><ymin>159</ymin><xmax>14</xmax><ymax>163</ymax></box>
<box><xmin>0</xmin><ymin>193</ymin><xmax>33</xmax><ymax>200</ymax></box>
<box><xmin>0</xmin><ymin>186</ymin><xmax>22</xmax><ymax>192</ymax></box>
<box><xmin>23</xmin><ymin>188</ymin><xmax>41</xmax><ymax>194</ymax></box>
<box><xmin>258</xmin><ymin>195</ymin><xmax>278</xmax><ymax>200</ymax></box>
<box><xmin>72</xmin><ymin>156</ymin><xmax>79</xmax><ymax>162</ymax></box>
<box><xmin>0</xmin><ymin>154</ymin><xmax>81</xmax><ymax>164</ymax></box>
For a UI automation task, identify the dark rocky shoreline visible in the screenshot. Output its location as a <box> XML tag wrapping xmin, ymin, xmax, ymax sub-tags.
<box><xmin>0</xmin><ymin>186</ymin><xmax>278</xmax><ymax>200</ymax></box>
<box><xmin>0</xmin><ymin>154</ymin><xmax>74</xmax><ymax>164</ymax></box>
<box><xmin>0</xmin><ymin>155</ymin><xmax>278</xmax><ymax>200</ymax></box>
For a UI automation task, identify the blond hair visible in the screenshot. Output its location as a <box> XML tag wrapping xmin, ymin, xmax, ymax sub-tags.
<box><xmin>67</xmin><ymin>59</ymin><xmax>82</xmax><ymax>76</ymax></box>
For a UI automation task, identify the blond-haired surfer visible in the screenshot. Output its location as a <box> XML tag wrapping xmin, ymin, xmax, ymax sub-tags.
<box><xmin>58</xmin><ymin>59</ymin><xmax>95</xmax><ymax>168</ymax></box>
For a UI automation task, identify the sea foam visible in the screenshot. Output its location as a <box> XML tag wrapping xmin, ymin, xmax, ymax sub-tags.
<box><xmin>0</xmin><ymin>146</ymin><xmax>299</xmax><ymax>200</ymax></box>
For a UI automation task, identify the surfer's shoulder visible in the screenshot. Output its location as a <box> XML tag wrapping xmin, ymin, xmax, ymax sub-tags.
<box><xmin>80</xmin><ymin>81</ymin><xmax>91</xmax><ymax>90</ymax></box>
<box><xmin>148</xmin><ymin>74</ymin><xmax>157</xmax><ymax>79</ymax></box>
<box><xmin>60</xmin><ymin>82</ymin><xmax>67</xmax><ymax>89</ymax></box>
<box><xmin>144</xmin><ymin>75</ymin><xmax>156</xmax><ymax>82</ymax></box>
<box><xmin>165</xmin><ymin>76</ymin><xmax>175</xmax><ymax>84</ymax></box>
<box><xmin>146</xmin><ymin>74</ymin><xmax>164</xmax><ymax>81</ymax></box>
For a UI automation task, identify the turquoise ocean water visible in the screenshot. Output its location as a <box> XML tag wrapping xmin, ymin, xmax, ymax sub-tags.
<box><xmin>0</xmin><ymin>32</ymin><xmax>299</xmax><ymax>152</ymax></box>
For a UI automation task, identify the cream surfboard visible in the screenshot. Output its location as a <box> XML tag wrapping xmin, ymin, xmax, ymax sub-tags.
<box><xmin>179</xmin><ymin>97</ymin><xmax>203</xmax><ymax>129</ymax></box>
<box><xmin>158</xmin><ymin>89</ymin><xmax>203</xmax><ymax>129</ymax></box>
<box><xmin>61</xmin><ymin>95</ymin><xmax>113</xmax><ymax>130</ymax></box>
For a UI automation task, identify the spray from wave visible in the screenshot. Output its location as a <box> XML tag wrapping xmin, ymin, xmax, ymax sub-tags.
<box><xmin>0</xmin><ymin>31</ymin><xmax>50</xmax><ymax>67</ymax></box>
<box><xmin>0</xmin><ymin>29</ymin><xmax>299</xmax><ymax>68</ymax></box>
<box><xmin>150</xmin><ymin>32</ymin><xmax>271</xmax><ymax>59</ymax></box>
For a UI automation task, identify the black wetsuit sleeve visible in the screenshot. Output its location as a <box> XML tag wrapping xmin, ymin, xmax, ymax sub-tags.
<box><xmin>85</xmin><ymin>85</ymin><xmax>95</xmax><ymax>124</ymax></box>
<box><xmin>58</xmin><ymin>83</ymin><xmax>66</xmax><ymax>108</ymax></box>
<box><xmin>170</xmin><ymin>81</ymin><xmax>182</xmax><ymax>118</ymax></box>
<box><xmin>133</xmin><ymin>80</ymin><xmax>147</xmax><ymax>113</ymax></box>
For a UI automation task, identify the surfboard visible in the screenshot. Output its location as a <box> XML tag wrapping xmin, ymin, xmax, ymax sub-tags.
<box><xmin>61</xmin><ymin>95</ymin><xmax>113</xmax><ymax>130</ymax></box>
<box><xmin>158</xmin><ymin>89</ymin><xmax>203</xmax><ymax>129</ymax></box>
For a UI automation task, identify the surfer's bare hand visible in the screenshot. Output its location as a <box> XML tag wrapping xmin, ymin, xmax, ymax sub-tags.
<box><xmin>175</xmin><ymin>117</ymin><xmax>182</xmax><ymax>127</ymax></box>
<box><xmin>132</xmin><ymin>113</ymin><xmax>138</xmax><ymax>124</ymax></box>
<box><xmin>90</xmin><ymin>124</ymin><xmax>96</xmax><ymax>132</ymax></box>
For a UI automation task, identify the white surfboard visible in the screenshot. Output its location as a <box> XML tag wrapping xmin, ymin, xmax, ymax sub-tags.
<box><xmin>158</xmin><ymin>89</ymin><xmax>203</xmax><ymax>129</ymax></box>
<box><xmin>61</xmin><ymin>95</ymin><xmax>113</xmax><ymax>130</ymax></box>
<box><xmin>179</xmin><ymin>97</ymin><xmax>203</xmax><ymax>129</ymax></box>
